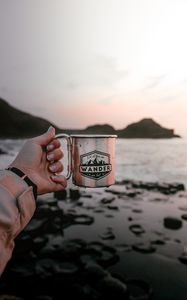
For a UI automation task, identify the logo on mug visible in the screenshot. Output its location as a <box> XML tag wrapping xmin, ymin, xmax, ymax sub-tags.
<box><xmin>79</xmin><ymin>150</ymin><xmax>112</xmax><ymax>180</ymax></box>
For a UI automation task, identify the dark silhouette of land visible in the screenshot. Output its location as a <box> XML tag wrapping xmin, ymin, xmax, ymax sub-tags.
<box><xmin>0</xmin><ymin>98</ymin><xmax>181</xmax><ymax>138</ymax></box>
<box><xmin>117</xmin><ymin>118</ymin><xmax>180</xmax><ymax>138</ymax></box>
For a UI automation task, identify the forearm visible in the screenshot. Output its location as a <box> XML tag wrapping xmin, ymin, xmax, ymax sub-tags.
<box><xmin>0</xmin><ymin>170</ymin><xmax>36</xmax><ymax>275</ymax></box>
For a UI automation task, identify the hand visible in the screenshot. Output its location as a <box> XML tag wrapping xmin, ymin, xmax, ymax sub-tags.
<box><xmin>9</xmin><ymin>126</ymin><xmax>67</xmax><ymax>195</ymax></box>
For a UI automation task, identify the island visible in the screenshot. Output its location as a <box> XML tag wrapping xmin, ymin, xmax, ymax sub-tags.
<box><xmin>0</xmin><ymin>98</ymin><xmax>181</xmax><ymax>139</ymax></box>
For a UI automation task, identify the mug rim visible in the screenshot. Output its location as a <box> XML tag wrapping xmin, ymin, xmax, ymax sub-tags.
<box><xmin>70</xmin><ymin>134</ymin><xmax>118</xmax><ymax>138</ymax></box>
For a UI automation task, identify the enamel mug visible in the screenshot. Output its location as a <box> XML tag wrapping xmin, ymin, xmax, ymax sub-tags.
<box><xmin>55</xmin><ymin>134</ymin><xmax>117</xmax><ymax>188</ymax></box>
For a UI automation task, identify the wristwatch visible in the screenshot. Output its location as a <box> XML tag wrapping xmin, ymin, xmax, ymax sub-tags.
<box><xmin>7</xmin><ymin>167</ymin><xmax>37</xmax><ymax>200</ymax></box>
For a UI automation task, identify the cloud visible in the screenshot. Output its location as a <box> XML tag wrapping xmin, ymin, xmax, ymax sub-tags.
<box><xmin>156</xmin><ymin>94</ymin><xmax>179</xmax><ymax>103</ymax></box>
<box><xmin>97</xmin><ymin>94</ymin><xmax>116</xmax><ymax>105</ymax></box>
<box><xmin>65</xmin><ymin>55</ymin><xmax>129</xmax><ymax>91</ymax></box>
<box><xmin>91</xmin><ymin>55</ymin><xmax>129</xmax><ymax>86</ymax></box>
<box><xmin>144</xmin><ymin>75</ymin><xmax>166</xmax><ymax>90</ymax></box>
<box><xmin>66</xmin><ymin>81</ymin><xmax>80</xmax><ymax>90</ymax></box>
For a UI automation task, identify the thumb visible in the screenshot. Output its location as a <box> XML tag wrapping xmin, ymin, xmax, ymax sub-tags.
<box><xmin>34</xmin><ymin>126</ymin><xmax>56</xmax><ymax>146</ymax></box>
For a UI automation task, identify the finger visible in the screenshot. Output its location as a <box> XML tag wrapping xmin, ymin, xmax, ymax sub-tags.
<box><xmin>47</xmin><ymin>149</ymin><xmax>64</xmax><ymax>162</ymax></box>
<box><xmin>34</xmin><ymin>126</ymin><xmax>56</xmax><ymax>146</ymax></box>
<box><xmin>46</xmin><ymin>139</ymin><xmax>61</xmax><ymax>152</ymax></box>
<box><xmin>51</xmin><ymin>175</ymin><xmax>67</xmax><ymax>189</ymax></box>
<box><xmin>48</xmin><ymin>161</ymin><xmax>64</xmax><ymax>173</ymax></box>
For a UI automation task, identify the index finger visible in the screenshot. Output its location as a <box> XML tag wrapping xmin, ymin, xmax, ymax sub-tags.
<box><xmin>46</xmin><ymin>139</ymin><xmax>61</xmax><ymax>151</ymax></box>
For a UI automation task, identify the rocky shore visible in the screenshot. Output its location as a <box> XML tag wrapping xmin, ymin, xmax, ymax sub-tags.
<box><xmin>1</xmin><ymin>180</ymin><xmax>187</xmax><ymax>300</ymax></box>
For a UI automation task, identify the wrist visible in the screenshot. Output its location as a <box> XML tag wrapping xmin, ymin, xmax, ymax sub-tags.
<box><xmin>6</xmin><ymin>167</ymin><xmax>37</xmax><ymax>200</ymax></box>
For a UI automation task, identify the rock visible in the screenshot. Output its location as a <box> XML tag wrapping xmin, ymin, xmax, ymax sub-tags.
<box><xmin>126</xmin><ymin>278</ymin><xmax>153</xmax><ymax>300</ymax></box>
<box><xmin>117</xmin><ymin>118</ymin><xmax>180</xmax><ymax>138</ymax></box>
<box><xmin>96</xmin><ymin>275</ymin><xmax>128</xmax><ymax>299</ymax></box>
<box><xmin>0</xmin><ymin>148</ymin><xmax>7</xmax><ymax>155</ymax></box>
<box><xmin>129</xmin><ymin>224</ymin><xmax>145</xmax><ymax>235</ymax></box>
<box><xmin>101</xmin><ymin>196</ymin><xmax>116</xmax><ymax>204</ymax></box>
<box><xmin>181</xmin><ymin>214</ymin><xmax>187</xmax><ymax>221</ymax></box>
<box><xmin>0</xmin><ymin>296</ymin><xmax>24</xmax><ymax>300</ymax></box>
<box><xmin>163</xmin><ymin>217</ymin><xmax>183</xmax><ymax>230</ymax></box>
<box><xmin>54</xmin><ymin>189</ymin><xmax>67</xmax><ymax>200</ymax></box>
<box><xmin>69</xmin><ymin>189</ymin><xmax>81</xmax><ymax>200</ymax></box>
<box><xmin>100</xmin><ymin>228</ymin><xmax>115</xmax><ymax>240</ymax></box>
<box><xmin>83</xmin><ymin>263</ymin><xmax>108</xmax><ymax>282</ymax></box>
<box><xmin>132</xmin><ymin>242</ymin><xmax>156</xmax><ymax>254</ymax></box>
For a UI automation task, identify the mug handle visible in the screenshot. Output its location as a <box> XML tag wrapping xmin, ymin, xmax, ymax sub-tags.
<box><xmin>55</xmin><ymin>133</ymin><xmax>72</xmax><ymax>179</ymax></box>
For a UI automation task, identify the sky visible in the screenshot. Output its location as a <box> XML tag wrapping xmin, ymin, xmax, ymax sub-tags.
<box><xmin>0</xmin><ymin>0</ymin><xmax>187</xmax><ymax>136</ymax></box>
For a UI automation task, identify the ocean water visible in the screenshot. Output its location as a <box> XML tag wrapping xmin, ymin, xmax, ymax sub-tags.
<box><xmin>116</xmin><ymin>137</ymin><xmax>187</xmax><ymax>188</ymax></box>
<box><xmin>1</xmin><ymin>137</ymin><xmax>187</xmax><ymax>188</ymax></box>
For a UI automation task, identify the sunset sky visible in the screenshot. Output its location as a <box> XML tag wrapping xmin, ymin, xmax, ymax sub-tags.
<box><xmin>0</xmin><ymin>0</ymin><xmax>187</xmax><ymax>136</ymax></box>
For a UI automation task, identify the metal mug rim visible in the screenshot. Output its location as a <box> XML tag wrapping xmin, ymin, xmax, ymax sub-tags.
<box><xmin>70</xmin><ymin>134</ymin><xmax>118</xmax><ymax>138</ymax></box>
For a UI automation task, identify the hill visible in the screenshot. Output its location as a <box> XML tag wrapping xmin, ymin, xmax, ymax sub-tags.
<box><xmin>0</xmin><ymin>98</ymin><xmax>180</xmax><ymax>138</ymax></box>
<box><xmin>0</xmin><ymin>98</ymin><xmax>60</xmax><ymax>138</ymax></box>
<box><xmin>85</xmin><ymin>124</ymin><xmax>116</xmax><ymax>134</ymax></box>
<box><xmin>117</xmin><ymin>118</ymin><xmax>180</xmax><ymax>138</ymax></box>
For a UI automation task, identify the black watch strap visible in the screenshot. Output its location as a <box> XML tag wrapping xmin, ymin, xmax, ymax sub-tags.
<box><xmin>7</xmin><ymin>167</ymin><xmax>37</xmax><ymax>200</ymax></box>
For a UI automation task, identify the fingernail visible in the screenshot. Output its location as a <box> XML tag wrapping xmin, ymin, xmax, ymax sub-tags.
<box><xmin>47</xmin><ymin>153</ymin><xmax>54</xmax><ymax>161</ymax></box>
<box><xmin>49</xmin><ymin>164</ymin><xmax>56</xmax><ymax>171</ymax></box>
<box><xmin>48</xmin><ymin>125</ymin><xmax>54</xmax><ymax>131</ymax></box>
<box><xmin>47</xmin><ymin>144</ymin><xmax>54</xmax><ymax>151</ymax></box>
<box><xmin>51</xmin><ymin>175</ymin><xmax>58</xmax><ymax>180</ymax></box>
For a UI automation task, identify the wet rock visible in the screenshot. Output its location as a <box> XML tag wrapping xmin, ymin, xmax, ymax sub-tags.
<box><xmin>105</xmin><ymin>185</ymin><xmax>128</xmax><ymax>195</ymax></box>
<box><xmin>0</xmin><ymin>148</ymin><xmax>8</xmax><ymax>155</ymax></box>
<box><xmin>96</xmin><ymin>275</ymin><xmax>128</xmax><ymax>299</ymax></box>
<box><xmin>70</xmin><ymin>189</ymin><xmax>81</xmax><ymax>200</ymax></box>
<box><xmin>178</xmin><ymin>253</ymin><xmax>187</xmax><ymax>265</ymax></box>
<box><xmin>126</xmin><ymin>278</ymin><xmax>153</xmax><ymax>300</ymax></box>
<box><xmin>174</xmin><ymin>239</ymin><xmax>181</xmax><ymax>243</ymax></box>
<box><xmin>178</xmin><ymin>246</ymin><xmax>187</xmax><ymax>264</ymax></box>
<box><xmin>54</xmin><ymin>189</ymin><xmax>67</xmax><ymax>200</ymax></box>
<box><xmin>86</xmin><ymin>242</ymin><xmax>119</xmax><ymax>267</ymax></box>
<box><xmin>181</xmin><ymin>214</ymin><xmax>187</xmax><ymax>221</ymax></box>
<box><xmin>105</xmin><ymin>214</ymin><xmax>114</xmax><ymax>218</ymax></box>
<box><xmin>149</xmin><ymin>197</ymin><xmax>168</xmax><ymax>203</ymax></box>
<box><xmin>100</xmin><ymin>228</ymin><xmax>115</xmax><ymax>240</ymax></box>
<box><xmin>35</xmin><ymin>205</ymin><xmax>63</xmax><ymax>219</ymax></box>
<box><xmin>101</xmin><ymin>196</ymin><xmax>115</xmax><ymax>204</ymax></box>
<box><xmin>94</xmin><ymin>208</ymin><xmax>105</xmax><ymax>213</ymax></box>
<box><xmin>132</xmin><ymin>242</ymin><xmax>156</xmax><ymax>254</ymax></box>
<box><xmin>131</xmin><ymin>181</ymin><xmax>185</xmax><ymax>194</ymax></box>
<box><xmin>24</xmin><ymin>219</ymin><xmax>48</xmax><ymax>234</ymax></box>
<box><xmin>83</xmin><ymin>263</ymin><xmax>108</xmax><ymax>282</ymax></box>
<box><xmin>151</xmin><ymin>239</ymin><xmax>165</xmax><ymax>245</ymax></box>
<box><xmin>129</xmin><ymin>224</ymin><xmax>145</xmax><ymax>235</ymax></box>
<box><xmin>178</xmin><ymin>205</ymin><xmax>187</xmax><ymax>211</ymax></box>
<box><xmin>46</xmin><ymin>198</ymin><xmax>58</xmax><ymax>206</ymax></box>
<box><xmin>32</xmin><ymin>236</ymin><xmax>48</xmax><ymax>253</ymax></box>
<box><xmin>73</xmin><ymin>214</ymin><xmax>94</xmax><ymax>225</ymax></box>
<box><xmin>34</xmin><ymin>296</ymin><xmax>53</xmax><ymax>300</ymax></box>
<box><xmin>132</xmin><ymin>209</ymin><xmax>143</xmax><ymax>213</ymax></box>
<box><xmin>126</xmin><ymin>190</ymin><xmax>137</xmax><ymax>198</ymax></box>
<box><xmin>35</xmin><ymin>258</ymin><xmax>78</xmax><ymax>279</ymax></box>
<box><xmin>106</xmin><ymin>185</ymin><xmax>138</xmax><ymax>198</ymax></box>
<box><xmin>164</xmin><ymin>217</ymin><xmax>183</xmax><ymax>230</ymax></box>
<box><xmin>116</xmin><ymin>243</ymin><xmax>132</xmax><ymax>252</ymax></box>
<box><xmin>0</xmin><ymin>296</ymin><xmax>23</xmax><ymax>300</ymax></box>
<box><xmin>14</xmin><ymin>235</ymin><xmax>33</xmax><ymax>256</ymax></box>
<box><xmin>107</xmin><ymin>205</ymin><xmax>119</xmax><ymax>210</ymax></box>
<box><xmin>179</xmin><ymin>191</ymin><xmax>187</xmax><ymax>198</ymax></box>
<box><xmin>40</xmin><ymin>237</ymin><xmax>85</xmax><ymax>260</ymax></box>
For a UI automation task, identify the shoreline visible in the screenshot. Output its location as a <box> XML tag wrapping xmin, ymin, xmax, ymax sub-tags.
<box><xmin>1</xmin><ymin>180</ymin><xmax>187</xmax><ymax>299</ymax></box>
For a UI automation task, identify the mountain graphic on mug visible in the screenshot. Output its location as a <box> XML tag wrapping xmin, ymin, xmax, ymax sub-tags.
<box><xmin>82</xmin><ymin>153</ymin><xmax>108</xmax><ymax>166</ymax></box>
<box><xmin>79</xmin><ymin>151</ymin><xmax>112</xmax><ymax>180</ymax></box>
